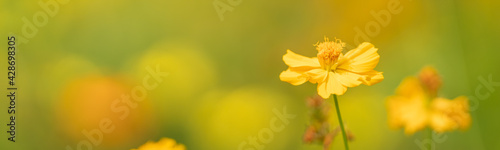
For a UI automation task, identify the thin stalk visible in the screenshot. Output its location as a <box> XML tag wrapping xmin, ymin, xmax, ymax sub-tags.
<box><xmin>333</xmin><ymin>94</ymin><xmax>349</xmax><ymax>150</ymax></box>
<box><xmin>428</xmin><ymin>128</ymin><xmax>433</xmax><ymax>150</ymax></box>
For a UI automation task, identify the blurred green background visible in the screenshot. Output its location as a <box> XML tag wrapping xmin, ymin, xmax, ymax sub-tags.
<box><xmin>1</xmin><ymin>0</ymin><xmax>499</xmax><ymax>149</ymax></box>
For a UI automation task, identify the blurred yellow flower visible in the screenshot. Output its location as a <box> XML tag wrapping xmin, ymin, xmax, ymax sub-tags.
<box><xmin>57</xmin><ymin>74</ymin><xmax>155</xmax><ymax>146</ymax></box>
<box><xmin>132</xmin><ymin>138</ymin><xmax>186</xmax><ymax>150</ymax></box>
<box><xmin>279</xmin><ymin>37</ymin><xmax>384</xmax><ymax>99</ymax></box>
<box><xmin>386</xmin><ymin>66</ymin><xmax>471</xmax><ymax>134</ymax></box>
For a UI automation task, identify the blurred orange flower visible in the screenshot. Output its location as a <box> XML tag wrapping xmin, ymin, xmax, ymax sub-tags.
<box><xmin>386</xmin><ymin>66</ymin><xmax>471</xmax><ymax>134</ymax></box>
<box><xmin>279</xmin><ymin>37</ymin><xmax>384</xmax><ymax>99</ymax></box>
<box><xmin>132</xmin><ymin>138</ymin><xmax>186</xmax><ymax>150</ymax></box>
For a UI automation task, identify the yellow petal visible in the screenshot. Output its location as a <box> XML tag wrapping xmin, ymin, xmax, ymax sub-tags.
<box><xmin>429</xmin><ymin>98</ymin><xmax>456</xmax><ymax>132</ymax></box>
<box><xmin>331</xmin><ymin>69</ymin><xmax>383</xmax><ymax>87</ymax></box>
<box><xmin>358</xmin><ymin>70</ymin><xmax>384</xmax><ymax>86</ymax></box>
<box><xmin>283</xmin><ymin>50</ymin><xmax>321</xmax><ymax>69</ymax></box>
<box><xmin>453</xmin><ymin>96</ymin><xmax>472</xmax><ymax>130</ymax></box>
<box><xmin>335</xmin><ymin>70</ymin><xmax>363</xmax><ymax>87</ymax></box>
<box><xmin>386</xmin><ymin>78</ymin><xmax>429</xmax><ymax>134</ymax></box>
<box><xmin>386</xmin><ymin>95</ymin><xmax>428</xmax><ymax>135</ymax></box>
<box><xmin>396</xmin><ymin>77</ymin><xmax>427</xmax><ymax>98</ymax></box>
<box><xmin>279</xmin><ymin>69</ymin><xmax>308</xmax><ymax>85</ymax></box>
<box><xmin>429</xmin><ymin>96</ymin><xmax>471</xmax><ymax>132</ymax></box>
<box><xmin>317</xmin><ymin>72</ymin><xmax>347</xmax><ymax>99</ymax></box>
<box><xmin>338</xmin><ymin>42</ymin><xmax>380</xmax><ymax>73</ymax></box>
<box><xmin>133</xmin><ymin>138</ymin><xmax>186</xmax><ymax>150</ymax></box>
<box><xmin>305</xmin><ymin>68</ymin><xmax>328</xmax><ymax>83</ymax></box>
<box><xmin>429</xmin><ymin>112</ymin><xmax>452</xmax><ymax>133</ymax></box>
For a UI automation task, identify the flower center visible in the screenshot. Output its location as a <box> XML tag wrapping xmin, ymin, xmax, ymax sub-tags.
<box><xmin>316</xmin><ymin>37</ymin><xmax>345</xmax><ymax>71</ymax></box>
<box><xmin>418</xmin><ymin>66</ymin><xmax>442</xmax><ymax>97</ymax></box>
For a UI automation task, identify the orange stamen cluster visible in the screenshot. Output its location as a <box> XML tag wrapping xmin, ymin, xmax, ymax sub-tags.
<box><xmin>316</xmin><ymin>37</ymin><xmax>345</xmax><ymax>70</ymax></box>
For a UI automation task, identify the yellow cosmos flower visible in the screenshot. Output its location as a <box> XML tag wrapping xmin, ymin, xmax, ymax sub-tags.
<box><xmin>132</xmin><ymin>138</ymin><xmax>186</xmax><ymax>150</ymax></box>
<box><xmin>386</xmin><ymin>66</ymin><xmax>471</xmax><ymax>134</ymax></box>
<box><xmin>279</xmin><ymin>37</ymin><xmax>384</xmax><ymax>99</ymax></box>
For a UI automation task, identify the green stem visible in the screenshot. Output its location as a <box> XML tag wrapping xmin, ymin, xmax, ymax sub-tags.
<box><xmin>427</xmin><ymin>128</ymin><xmax>433</xmax><ymax>150</ymax></box>
<box><xmin>333</xmin><ymin>94</ymin><xmax>349</xmax><ymax>150</ymax></box>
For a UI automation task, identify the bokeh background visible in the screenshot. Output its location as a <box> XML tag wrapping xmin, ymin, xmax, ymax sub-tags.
<box><xmin>1</xmin><ymin>0</ymin><xmax>499</xmax><ymax>149</ymax></box>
